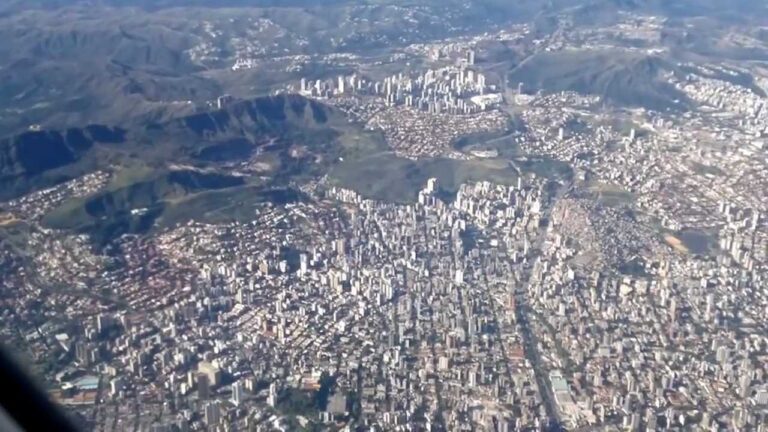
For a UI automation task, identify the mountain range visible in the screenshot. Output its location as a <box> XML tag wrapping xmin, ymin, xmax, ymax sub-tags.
<box><xmin>0</xmin><ymin>94</ymin><xmax>351</xmax><ymax>244</ymax></box>
<box><xmin>0</xmin><ymin>93</ymin><xmax>338</xmax><ymax>197</ymax></box>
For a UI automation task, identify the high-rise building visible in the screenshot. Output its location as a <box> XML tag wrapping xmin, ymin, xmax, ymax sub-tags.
<box><xmin>97</xmin><ymin>314</ymin><xmax>114</xmax><ymax>335</ymax></box>
<box><xmin>716</xmin><ymin>346</ymin><xmax>729</xmax><ymax>365</ymax></box>
<box><xmin>198</xmin><ymin>361</ymin><xmax>222</xmax><ymax>387</ymax></box>
<box><xmin>236</xmin><ymin>288</ymin><xmax>250</xmax><ymax>305</ymax></box>
<box><xmin>75</xmin><ymin>342</ymin><xmax>96</xmax><ymax>366</ymax></box>
<box><xmin>299</xmin><ymin>253</ymin><xmax>308</xmax><ymax>275</ymax></box>
<box><xmin>335</xmin><ymin>239</ymin><xmax>346</xmax><ymax>256</ymax></box>
<box><xmin>455</xmin><ymin>269</ymin><xmax>464</xmax><ymax>285</ymax></box>
<box><xmin>231</xmin><ymin>381</ymin><xmax>244</xmax><ymax>406</ymax></box>
<box><xmin>197</xmin><ymin>373</ymin><xmax>210</xmax><ymax>400</ymax></box>
<box><xmin>426</xmin><ymin>178</ymin><xmax>438</xmax><ymax>194</ymax></box>
<box><xmin>76</xmin><ymin>342</ymin><xmax>89</xmax><ymax>365</ymax></box>
<box><xmin>740</xmin><ymin>374</ymin><xmax>752</xmax><ymax>398</ymax></box>
<box><xmin>110</xmin><ymin>377</ymin><xmax>124</xmax><ymax>396</ymax></box>
<box><xmin>669</xmin><ymin>298</ymin><xmax>678</xmax><ymax>321</ymax></box>
<box><xmin>204</xmin><ymin>402</ymin><xmax>220</xmax><ymax>426</ymax></box>
<box><xmin>467</xmin><ymin>50</ymin><xmax>476</xmax><ymax>65</ymax></box>
<box><xmin>755</xmin><ymin>389</ymin><xmax>768</xmax><ymax>405</ymax></box>
<box><xmin>268</xmin><ymin>382</ymin><xmax>279</xmax><ymax>407</ymax></box>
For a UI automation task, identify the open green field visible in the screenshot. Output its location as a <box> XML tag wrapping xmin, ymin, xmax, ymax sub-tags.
<box><xmin>586</xmin><ymin>181</ymin><xmax>635</xmax><ymax>207</ymax></box>
<box><xmin>330</xmin><ymin>152</ymin><xmax>521</xmax><ymax>203</ymax></box>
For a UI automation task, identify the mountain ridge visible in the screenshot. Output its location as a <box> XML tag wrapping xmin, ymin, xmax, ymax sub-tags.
<box><xmin>0</xmin><ymin>93</ymin><xmax>341</xmax><ymax>201</ymax></box>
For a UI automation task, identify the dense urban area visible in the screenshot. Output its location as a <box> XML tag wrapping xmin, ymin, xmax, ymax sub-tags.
<box><xmin>0</xmin><ymin>1</ymin><xmax>767</xmax><ymax>431</ymax></box>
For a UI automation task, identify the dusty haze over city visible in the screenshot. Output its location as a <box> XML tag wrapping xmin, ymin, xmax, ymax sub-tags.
<box><xmin>0</xmin><ymin>0</ymin><xmax>767</xmax><ymax>431</ymax></box>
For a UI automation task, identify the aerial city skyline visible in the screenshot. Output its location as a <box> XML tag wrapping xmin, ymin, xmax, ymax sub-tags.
<box><xmin>0</xmin><ymin>0</ymin><xmax>766</xmax><ymax>431</ymax></box>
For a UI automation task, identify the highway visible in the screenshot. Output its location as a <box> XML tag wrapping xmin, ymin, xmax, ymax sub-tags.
<box><xmin>514</xmin><ymin>179</ymin><xmax>573</xmax><ymax>432</ymax></box>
